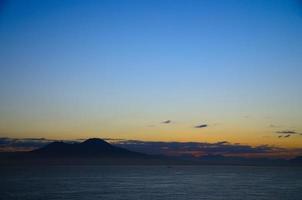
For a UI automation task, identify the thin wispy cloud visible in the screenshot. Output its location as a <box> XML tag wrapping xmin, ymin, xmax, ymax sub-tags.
<box><xmin>276</xmin><ymin>130</ymin><xmax>299</xmax><ymax>134</ymax></box>
<box><xmin>284</xmin><ymin>134</ymin><xmax>291</xmax><ymax>138</ymax></box>
<box><xmin>276</xmin><ymin>130</ymin><xmax>302</xmax><ymax>138</ymax></box>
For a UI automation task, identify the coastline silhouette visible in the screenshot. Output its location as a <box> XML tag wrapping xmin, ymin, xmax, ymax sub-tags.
<box><xmin>0</xmin><ymin>138</ymin><xmax>301</xmax><ymax>166</ymax></box>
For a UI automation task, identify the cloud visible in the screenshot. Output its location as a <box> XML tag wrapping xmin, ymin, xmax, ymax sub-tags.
<box><xmin>284</xmin><ymin>134</ymin><xmax>291</xmax><ymax>138</ymax></box>
<box><xmin>114</xmin><ymin>139</ymin><xmax>288</xmax><ymax>158</ymax></box>
<box><xmin>276</xmin><ymin>130</ymin><xmax>301</xmax><ymax>138</ymax></box>
<box><xmin>194</xmin><ymin>124</ymin><xmax>208</xmax><ymax>128</ymax></box>
<box><xmin>276</xmin><ymin>130</ymin><xmax>299</xmax><ymax>134</ymax></box>
<box><xmin>0</xmin><ymin>137</ymin><xmax>78</xmax><ymax>152</ymax></box>
<box><xmin>215</xmin><ymin>141</ymin><xmax>228</xmax><ymax>145</ymax></box>
<box><xmin>162</xmin><ymin>120</ymin><xmax>171</xmax><ymax>124</ymax></box>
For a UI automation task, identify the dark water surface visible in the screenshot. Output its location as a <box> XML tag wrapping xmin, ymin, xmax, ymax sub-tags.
<box><xmin>1</xmin><ymin>165</ymin><xmax>301</xmax><ymax>200</ymax></box>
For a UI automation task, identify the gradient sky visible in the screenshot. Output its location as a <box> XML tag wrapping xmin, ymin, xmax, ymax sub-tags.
<box><xmin>0</xmin><ymin>0</ymin><xmax>302</xmax><ymax>149</ymax></box>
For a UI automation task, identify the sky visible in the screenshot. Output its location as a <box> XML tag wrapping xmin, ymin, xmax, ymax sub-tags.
<box><xmin>0</xmin><ymin>0</ymin><xmax>302</xmax><ymax>153</ymax></box>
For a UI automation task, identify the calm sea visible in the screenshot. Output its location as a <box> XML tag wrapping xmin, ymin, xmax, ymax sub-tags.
<box><xmin>1</xmin><ymin>165</ymin><xmax>301</xmax><ymax>200</ymax></box>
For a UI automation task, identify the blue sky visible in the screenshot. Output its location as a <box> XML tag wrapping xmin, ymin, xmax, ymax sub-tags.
<box><xmin>0</xmin><ymin>0</ymin><xmax>302</xmax><ymax>147</ymax></box>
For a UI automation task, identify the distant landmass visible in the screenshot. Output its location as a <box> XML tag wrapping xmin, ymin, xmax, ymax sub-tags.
<box><xmin>32</xmin><ymin>138</ymin><xmax>145</xmax><ymax>157</ymax></box>
<box><xmin>0</xmin><ymin>138</ymin><xmax>301</xmax><ymax>166</ymax></box>
<box><xmin>0</xmin><ymin>138</ymin><xmax>184</xmax><ymax>165</ymax></box>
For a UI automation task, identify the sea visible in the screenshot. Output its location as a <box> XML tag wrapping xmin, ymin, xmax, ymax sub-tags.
<box><xmin>1</xmin><ymin>165</ymin><xmax>301</xmax><ymax>200</ymax></box>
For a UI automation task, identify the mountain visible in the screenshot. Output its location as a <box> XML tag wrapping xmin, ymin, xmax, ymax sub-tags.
<box><xmin>32</xmin><ymin>138</ymin><xmax>145</xmax><ymax>158</ymax></box>
<box><xmin>0</xmin><ymin>138</ymin><xmax>185</xmax><ymax>165</ymax></box>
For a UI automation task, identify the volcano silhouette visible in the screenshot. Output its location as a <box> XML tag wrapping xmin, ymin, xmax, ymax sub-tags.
<box><xmin>32</xmin><ymin>138</ymin><xmax>145</xmax><ymax>158</ymax></box>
